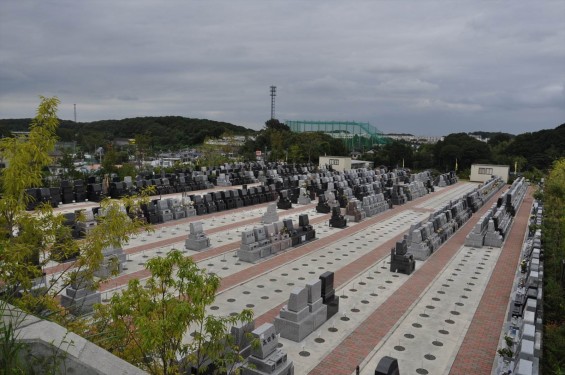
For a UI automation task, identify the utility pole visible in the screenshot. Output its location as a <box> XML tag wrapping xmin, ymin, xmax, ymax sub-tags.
<box><xmin>74</xmin><ymin>104</ymin><xmax>77</xmax><ymax>123</ymax></box>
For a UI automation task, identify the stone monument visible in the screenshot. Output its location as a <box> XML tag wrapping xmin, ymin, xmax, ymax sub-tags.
<box><xmin>185</xmin><ymin>222</ymin><xmax>211</xmax><ymax>251</ymax></box>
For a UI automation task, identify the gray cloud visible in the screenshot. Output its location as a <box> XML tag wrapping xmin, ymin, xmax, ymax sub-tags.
<box><xmin>0</xmin><ymin>1</ymin><xmax>563</xmax><ymax>135</ymax></box>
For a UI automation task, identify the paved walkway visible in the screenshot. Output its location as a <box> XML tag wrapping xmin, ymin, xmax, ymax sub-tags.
<box><xmin>449</xmin><ymin>188</ymin><xmax>532</xmax><ymax>375</ymax></box>
<box><xmin>217</xmin><ymin>184</ymin><xmax>462</xmax><ymax>296</ymax></box>
<box><xmin>307</xmin><ymin>188</ymin><xmax>506</xmax><ymax>375</ymax></box>
<box><xmin>45</xmin><ymin>201</ymin><xmax>315</xmax><ymax>275</ymax></box>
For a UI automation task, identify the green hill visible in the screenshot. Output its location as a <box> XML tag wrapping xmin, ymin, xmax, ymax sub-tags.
<box><xmin>0</xmin><ymin>116</ymin><xmax>256</xmax><ymax>151</ymax></box>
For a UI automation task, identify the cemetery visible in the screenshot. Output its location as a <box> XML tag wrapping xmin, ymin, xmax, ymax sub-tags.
<box><xmin>7</xmin><ymin>162</ymin><xmax>543</xmax><ymax>375</ymax></box>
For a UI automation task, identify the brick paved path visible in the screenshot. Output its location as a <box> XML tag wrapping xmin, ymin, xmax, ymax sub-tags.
<box><xmin>307</xmin><ymin>188</ymin><xmax>505</xmax><ymax>375</ymax></box>
<box><xmin>448</xmin><ymin>189</ymin><xmax>532</xmax><ymax>375</ymax></box>
<box><xmin>217</xmin><ymin>184</ymin><xmax>462</xmax><ymax>296</ymax></box>
<box><xmin>45</xmin><ymin>202</ymin><xmax>315</xmax><ymax>275</ymax></box>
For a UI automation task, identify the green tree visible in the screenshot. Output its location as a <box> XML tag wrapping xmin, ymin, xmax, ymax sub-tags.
<box><xmin>264</xmin><ymin>119</ymin><xmax>290</xmax><ymax>132</ymax></box>
<box><xmin>539</xmin><ymin>158</ymin><xmax>565</xmax><ymax>373</ymax></box>
<box><xmin>91</xmin><ymin>250</ymin><xmax>254</xmax><ymax>375</ymax></box>
<box><xmin>0</xmin><ymin>97</ymin><xmax>147</xmax><ymax>324</ymax></box>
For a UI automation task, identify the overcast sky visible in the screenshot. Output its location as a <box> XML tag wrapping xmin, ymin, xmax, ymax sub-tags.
<box><xmin>1</xmin><ymin>1</ymin><xmax>564</xmax><ymax>135</ymax></box>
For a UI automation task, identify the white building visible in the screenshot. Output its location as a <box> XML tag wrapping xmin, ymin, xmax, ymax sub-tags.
<box><xmin>319</xmin><ymin>156</ymin><xmax>373</xmax><ymax>172</ymax></box>
<box><xmin>470</xmin><ymin>164</ymin><xmax>510</xmax><ymax>183</ymax></box>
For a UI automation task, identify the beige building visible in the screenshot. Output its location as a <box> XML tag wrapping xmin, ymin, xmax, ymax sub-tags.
<box><xmin>470</xmin><ymin>164</ymin><xmax>510</xmax><ymax>183</ymax></box>
<box><xmin>319</xmin><ymin>156</ymin><xmax>373</xmax><ymax>172</ymax></box>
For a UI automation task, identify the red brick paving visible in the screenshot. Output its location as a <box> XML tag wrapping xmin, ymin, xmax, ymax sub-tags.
<box><xmin>100</xmin><ymin>185</ymin><xmax>461</xmax><ymax>293</ymax></box>
<box><xmin>449</xmin><ymin>189</ymin><xmax>533</xmax><ymax>375</ymax></box>
<box><xmin>307</xmin><ymin>187</ymin><xmax>506</xmax><ymax>375</ymax></box>
<box><xmin>45</xmin><ymin>202</ymin><xmax>315</xmax><ymax>275</ymax></box>
<box><xmin>217</xmin><ymin>184</ymin><xmax>461</xmax><ymax>296</ymax></box>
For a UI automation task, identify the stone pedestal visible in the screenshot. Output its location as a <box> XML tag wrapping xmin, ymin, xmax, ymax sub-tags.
<box><xmin>329</xmin><ymin>207</ymin><xmax>347</xmax><ymax>228</ymax></box>
<box><xmin>60</xmin><ymin>273</ymin><xmax>101</xmax><ymax>315</ymax></box>
<box><xmin>262</xmin><ymin>203</ymin><xmax>279</xmax><ymax>224</ymax></box>
<box><xmin>297</xmin><ymin>188</ymin><xmax>311</xmax><ymax>205</ymax></box>
<box><xmin>274</xmin><ymin>283</ymin><xmax>327</xmax><ymax>342</ymax></box>
<box><xmin>241</xmin><ymin>323</ymin><xmax>294</xmax><ymax>375</ymax></box>
<box><xmin>319</xmin><ymin>271</ymin><xmax>339</xmax><ymax>320</ymax></box>
<box><xmin>185</xmin><ymin>222</ymin><xmax>211</xmax><ymax>251</ymax></box>
<box><xmin>390</xmin><ymin>239</ymin><xmax>416</xmax><ymax>275</ymax></box>
<box><xmin>94</xmin><ymin>245</ymin><xmax>126</xmax><ymax>278</ymax></box>
<box><xmin>345</xmin><ymin>199</ymin><xmax>366</xmax><ymax>222</ymax></box>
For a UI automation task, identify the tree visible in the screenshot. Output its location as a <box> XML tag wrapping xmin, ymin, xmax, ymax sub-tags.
<box><xmin>0</xmin><ymin>97</ymin><xmax>147</xmax><ymax>324</ymax></box>
<box><xmin>264</xmin><ymin>119</ymin><xmax>290</xmax><ymax>132</ymax></box>
<box><xmin>90</xmin><ymin>250</ymin><xmax>254</xmax><ymax>375</ymax></box>
<box><xmin>538</xmin><ymin>158</ymin><xmax>565</xmax><ymax>374</ymax></box>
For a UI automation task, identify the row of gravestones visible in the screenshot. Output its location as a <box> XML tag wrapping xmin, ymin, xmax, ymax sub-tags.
<box><xmin>237</xmin><ymin>214</ymin><xmax>316</xmax><ymax>263</ymax></box>
<box><xmin>59</xmin><ymin>185</ymin><xmax>281</xmax><ymax>241</ymax></box>
<box><xmin>496</xmin><ymin>200</ymin><xmax>544</xmax><ymax>375</ymax></box>
<box><xmin>435</xmin><ymin>171</ymin><xmax>458</xmax><ymax>187</ymax></box>
<box><xmin>465</xmin><ymin>177</ymin><xmax>528</xmax><ymax>248</ymax></box>
<box><xmin>390</xmin><ymin>176</ymin><xmax>507</xmax><ymax>274</ymax></box>
<box><xmin>24</xmin><ymin>160</ymin><xmax>322</xmax><ymax>210</ymax></box>
<box><xmin>181</xmin><ymin>271</ymin><xmax>339</xmax><ymax>375</ymax></box>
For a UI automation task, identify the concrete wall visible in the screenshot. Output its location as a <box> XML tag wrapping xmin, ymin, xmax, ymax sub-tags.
<box><xmin>319</xmin><ymin>156</ymin><xmax>352</xmax><ymax>172</ymax></box>
<box><xmin>2</xmin><ymin>304</ymin><xmax>147</xmax><ymax>375</ymax></box>
<box><xmin>470</xmin><ymin>164</ymin><xmax>510</xmax><ymax>183</ymax></box>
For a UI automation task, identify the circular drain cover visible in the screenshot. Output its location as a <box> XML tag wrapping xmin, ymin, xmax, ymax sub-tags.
<box><xmin>370</xmin><ymin>293</ymin><xmax>378</xmax><ymax>297</ymax></box>
<box><xmin>439</xmin><ymin>329</ymin><xmax>449</xmax><ymax>335</ymax></box>
<box><xmin>412</xmin><ymin>323</ymin><xmax>422</xmax><ymax>328</ymax></box>
<box><xmin>432</xmin><ymin>297</ymin><xmax>441</xmax><ymax>301</ymax></box>
<box><xmin>426</xmin><ymin>305</ymin><xmax>435</xmax><ymax>310</ymax></box>
<box><xmin>243</xmin><ymin>291</ymin><xmax>250</xmax><ymax>295</ymax></box>
<box><xmin>340</xmin><ymin>295</ymin><xmax>349</xmax><ymax>299</ymax></box>
<box><xmin>277</xmin><ymin>343</ymin><xmax>283</xmax><ymax>348</ymax></box>
<box><xmin>349</xmin><ymin>288</ymin><xmax>357</xmax><ymax>292</ymax></box>
<box><xmin>328</xmin><ymin>327</ymin><xmax>338</xmax><ymax>332</ymax></box>
<box><xmin>416</xmin><ymin>368</ymin><xmax>429</xmax><ymax>375</ymax></box>
<box><xmin>437</xmin><ymin>291</ymin><xmax>445</xmax><ymax>294</ymax></box>
<box><xmin>432</xmin><ymin>340</ymin><xmax>443</xmax><ymax>346</ymax></box>
<box><xmin>445</xmin><ymin>319</ymin><xmax>455</xmax><ymax>324</ymax></box>
<box><xmin>394</xmin><ymin>346</ymin><xmax>405</xmax><ymax>352</ymax></box>
<box><xmin>299</xmin><ymin>351</ymin><xmax>310</xmax><ymax>357</ymax></box>
<box><xmin>361</xmin><ymin>300</ymin><xmax>369</xmax><ymax>304</ymax></box>
<box><xmin>420</xmin><ymin>313</ymin><xmax>429</xmax><ymax>318</ymax></box>
<box><xmin>456</xmin><ymin>302</ymin><xmax>464</xmax><ymax>306</ymax></box>
<box><xmin>210</xmin><ymin>306</ymin><xmax>219</xmax><ymax>310</ymax></box>
<box><xmin>451</xmin><ymin>311</ymin><xmax>460</xmax><ymax>315</ymax></box>
<box><xmin>227</xmin><ymin>298</ymin><xmax>236</xmax><ymax>302</ymax></box>
<box><xmin>359</xmin><ymin>281</ymin><xmax>367</xmax><ymax>285</ymax></box>
<box><xmin>341</xmin><ymin>316</ymin><xmax>350</xmax><ymax>321</ymax></box>
<box><xmin>246</xmin><ymin>304</ymin><xmax>254</xmax><ymax>308</ymax></box>
<box><xmin>275</xmin><ymin>289</ymin><xmax>282</xmax><ymax>293</ymax></box>
<box><xmin>404</xmin><ymin>333</ymin><xmax>415</xmax><ymax>339</ymax></box>
<box><xmin>261</xmin><ymin>296</ymin><xmax>269</xmax><ymax>300</ymax></box>
<box><xmin>424</xmin><ymin>354</ymin><xmax>436</xmax><ymax>360</ymax></box>
<box><xmin>351</xmin><ymin>308</ymin><xmax>360</xmax><ymax>313</ymax></box>
<box><xmin>314</xmin><ymin>338</ymin><xmax>325</xmax><ymax>343</ymax></box>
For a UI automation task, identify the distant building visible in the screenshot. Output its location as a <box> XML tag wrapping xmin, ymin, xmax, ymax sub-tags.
<box><xmin>319</xmin><ymin>156</ymin><xmax>374</xmax><ymax>172</ymax></box>
<box><xmin>385</xmin><ymin>133</ymin><xmax>444</xmax><ymax>144</ymax></box>
<box><xmin>470</xmin><ymin>164</ymin><xmax>510</xmax><ymax>183</ymax></box>
<box><xmin>467</xmin><ymin>134</ymin><xmax>488</xmax><ymax>143</ymax></box>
